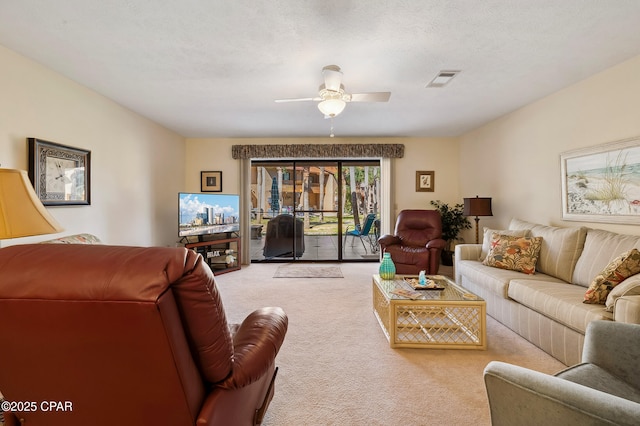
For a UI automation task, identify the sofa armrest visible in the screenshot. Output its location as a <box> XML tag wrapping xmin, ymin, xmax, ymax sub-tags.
<box><xmin>484</xmin><ymin>361</ymin><xmax>640</xmax><ymax>426</ymax></box>
<box><xmin>425</xmin><ymin>238</ymin><xmax>446</xmax><ymax>250</ymax></box>
<box><xmin>378</xmin><ymin>234</ymin><xmax>401</xmax><ymax>247</ymax></box>
<box><xmin>613</xmin><ymin>295</ymin><xmax>640</xmax><ymax>324</ymax></box>
<box><xmin>220</xmin><ymin>307</ymin><xmax>288</xmax><ymax>389</ymax></box>
<box><xmin>454</xmin><ymin>243</ymin><xmax>481</xmax><ymax>261</ymax></box>
<box><xmin>454</xmin><ymin>244</ymin><xmax>482</xmax><ymax>285</ymax></box>
<box><xmin>581</xmin><ymin>320</ymin><xmax>640</xmax><ymax>390</ymax></box>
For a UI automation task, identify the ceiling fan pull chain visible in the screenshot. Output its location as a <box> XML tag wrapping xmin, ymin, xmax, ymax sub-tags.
<box><xmin>330</xmin><ymin>117</ymin><xmax>335</xmax><ymax>138</ymax></box>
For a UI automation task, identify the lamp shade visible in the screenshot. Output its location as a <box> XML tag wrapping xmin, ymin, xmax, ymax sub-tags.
<box><xmin>463</xmin><ymin>196</ymin><xmax>493</xmax><ymax>217</ymax></box>
<box><xmin>0</xmin><ymin>168</ymin><xmax>64</xmax><ymax>239</ymax></box>
<box><xmin>317</xmin><ymin>99</ymin><xmax>346</xmax><ymax>117</ymax></box>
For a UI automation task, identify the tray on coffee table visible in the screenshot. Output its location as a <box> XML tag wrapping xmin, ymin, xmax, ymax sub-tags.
<box><xmin>403</xmin><ymin>276</ymin><xmax>445</xmax><ymax>290</ymax></box>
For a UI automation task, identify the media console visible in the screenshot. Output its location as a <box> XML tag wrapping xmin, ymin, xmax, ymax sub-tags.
<box><xmin>183</xmin><ymin>233</ymin><xmax>241</xmax><ymax>275</ymax></box>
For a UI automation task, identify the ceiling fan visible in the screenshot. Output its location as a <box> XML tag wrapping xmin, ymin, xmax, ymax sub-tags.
<box><xmin>275</xmin><ymin>65</ymin><xmax>391</xmax><ymax>118</ymax></box>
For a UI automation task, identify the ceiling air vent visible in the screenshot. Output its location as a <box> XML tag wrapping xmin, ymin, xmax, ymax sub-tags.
<box><xmin>426</xmin><ymin>70</ymin><xmax>460</xmax><ymax>88</ymax></box>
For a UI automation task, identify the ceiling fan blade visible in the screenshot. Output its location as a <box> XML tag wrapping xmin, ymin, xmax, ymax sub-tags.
<box><xmin>274</xmin><ymin>97</ymin><xmax>321</xmax><ymax>103</ymax></box>
<box><xmin>322</xmin><ymin>65</ymin><xmax>343</xmax><ymax>92</ymax></box>
<box><xmin>348</xmin><ymin>92</ymin><xmax>391</xmax><ymax>102</ymax></box>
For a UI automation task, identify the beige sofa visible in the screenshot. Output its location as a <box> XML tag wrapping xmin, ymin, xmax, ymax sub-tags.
<box><xmin>455</xmin><ymin>218</ymin><xmax>640</xmax><ymax>365</ymax></box>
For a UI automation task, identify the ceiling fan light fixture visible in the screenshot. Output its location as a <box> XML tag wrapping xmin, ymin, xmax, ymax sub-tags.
<box><xmin>318</xmin><ymin>98</ymin><xmax>346</xmax><ymax>117</ymax></box>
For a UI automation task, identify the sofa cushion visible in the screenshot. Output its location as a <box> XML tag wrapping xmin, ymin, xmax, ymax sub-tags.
<box><xmin>508</xmin><ymin>280</ymin><xmax>613</xmax><ymax>334</ymax></box>
<box><xmin>572</xmin><ymin>229</ymin><xmax>640</xmax><ymax>287</ymax></box>
<box><xmin>457</xmin><ymin>259</ymin><xmax>561</xmax><ymax>299</ymax></box>
<box><xmin>509</xmin><ymin>218</ymin><xmax>587</xmax><ymax>283</ymax></box>
<box><xmin>584</xmin><ymin>249</ymin><xmax>640</xmax><ymax>305</ymax></box>
<box><xmin>483</xmin><ymin>234</ymin><xmax>543</xmax><ymax>274</ymax></box>
<box><xmin>479</xmin><ymin>227</ymin><xmax>530</xmax><ymax>261</ymax></box>
<box><xmin>606</xmin><ymin>274</ymin><xmax>640</xmax><ymax>312</ymax></box>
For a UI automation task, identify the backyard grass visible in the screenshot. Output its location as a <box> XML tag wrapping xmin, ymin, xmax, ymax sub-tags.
<box><xmin>252</xmin><ymin>214</ymin><xmax>365</xmax><ymax>235</ymax></box>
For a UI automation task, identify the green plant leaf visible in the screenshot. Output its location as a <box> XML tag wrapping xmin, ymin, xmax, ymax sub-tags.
<box><xmin>430</xmin><ymin>200</ymin><xmax>472</xmax><ymax>244</ymax></box>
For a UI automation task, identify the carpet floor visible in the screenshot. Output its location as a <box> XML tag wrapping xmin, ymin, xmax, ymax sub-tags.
<box><xmin>215</xmin><ymin>263</ymin><xmax>565</xmax><ymax>426</ymax></box>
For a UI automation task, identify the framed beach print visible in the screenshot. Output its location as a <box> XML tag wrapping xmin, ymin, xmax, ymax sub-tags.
<box><xmin>416</xmin><ymin>171</ymin><xmax>435</xmax><ymax>192</ymax></box>
<box><xmin>561</xmin><ymin>136</ymin><xmax>640</xmax><ymax>224</ymax></box>
<box><xmin>28</xmin><ymin>138</ymin><xmax>91</xmax><ymax>206</ymax></box>
<box><xmin>201</xmin><ymin>171</ymin><xmax>222</xmax><ymax>192</ymax></box>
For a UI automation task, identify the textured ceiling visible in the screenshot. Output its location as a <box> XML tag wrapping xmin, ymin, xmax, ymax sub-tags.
<box><xmin>1</xmin><ymin>1</ymin><xmax>640</xmax><ymax>138</ymax></box>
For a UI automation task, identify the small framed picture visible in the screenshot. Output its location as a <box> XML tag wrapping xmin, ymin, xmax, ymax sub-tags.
<box><xmin>201</xmin><ymin>171</ymin><xmax>222</xmax><ymax>192</ymax></box>
<box><xmin>28</xmin><ymin>138</ymin><xmax>91</xmax><ymax>205</ymax></box>
<box><xmin>416</xmin><ymin>171</ymin><xmax>435</xmax><ymax>192</ymax></box>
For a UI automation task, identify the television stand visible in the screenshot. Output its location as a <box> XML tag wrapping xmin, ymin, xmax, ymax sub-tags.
<box><xmin>194</xmin><ymin>231</ymin><xmax>239</xmax><ymax>243</ymax></box>
<box><xmin>184</xmin><ymin>234</ymin><xmax>241</xmax><ymax>275</ymax></box>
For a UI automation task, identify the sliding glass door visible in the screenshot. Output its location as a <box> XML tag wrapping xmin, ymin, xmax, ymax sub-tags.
<box><xmin>249</xmin><ymin>159</ymin><xmax>381</xmax><ymax>262</ymax></box>
<box><xmin>340</xmin><ymin>161</ymin><xmax>381</xmax><ymax>260</ymax></box>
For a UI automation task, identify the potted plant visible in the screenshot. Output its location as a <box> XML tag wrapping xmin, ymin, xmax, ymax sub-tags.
<box><xmin>430</xmin><ymin>200</ymin><xmax>472</xmax><ymax>266</ymax></box>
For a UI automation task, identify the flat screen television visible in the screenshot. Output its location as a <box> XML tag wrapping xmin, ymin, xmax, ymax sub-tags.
<box><xmin>178</xmin><ymin>192</ymin><xmax>240</xmax><ymax>237</ymax></box>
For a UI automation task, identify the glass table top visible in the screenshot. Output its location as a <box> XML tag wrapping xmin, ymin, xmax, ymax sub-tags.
<box><xmin>373</xmin><ymin>274</ymin><xmax>483</xmax><ymax>302</ymax></box>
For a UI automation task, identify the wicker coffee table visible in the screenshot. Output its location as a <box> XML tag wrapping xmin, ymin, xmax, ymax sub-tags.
<box><xmin>372</xmin><ymin>274</ymin><xmax>486</xmax><ymax>349</ymax></box>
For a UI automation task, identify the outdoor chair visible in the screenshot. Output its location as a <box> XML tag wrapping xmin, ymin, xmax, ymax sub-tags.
<box><xmin>263</xmin><ymin>214</ymin><xmax>305</xmax><ymax>258</ymax></box>
<box><xmin>344</xmin><ymin>213</ymin><xmax>378</xmax><ymax>254</ymax></box>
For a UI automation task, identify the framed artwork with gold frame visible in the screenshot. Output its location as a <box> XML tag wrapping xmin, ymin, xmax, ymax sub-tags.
<box><xmin>201</xmin><ymin>171</ymin><xmax>223</xmax><ymax>192</ymax></box>
<box><xmin>416</xmin><ymin>171</ymin><xmax>435</xmax><ymax>192</ymax></box>
<box><xmin>28</xmin><ymin>138</ymin><xmax>91</xmax><ymax>205</ymax></box>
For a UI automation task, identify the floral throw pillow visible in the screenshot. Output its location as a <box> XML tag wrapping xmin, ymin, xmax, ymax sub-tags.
<box><xmin>478</xmin><ymin>227</ymin><xmax>530</xmax><ymax>261</ymax></box>
<box><xmin>482</xmin><ymin>234</ymin><xmax>543</xmax><ymax>275</ymax></box>
<box><xmin>584</xmin><ymin>248</ymin><xmax>640</xmax><ymax>305</ymax></box>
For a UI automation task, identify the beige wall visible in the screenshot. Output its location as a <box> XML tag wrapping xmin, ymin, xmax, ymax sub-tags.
<box><xmin>7</xmin><ymin>41</ymin><xmax>637</xmax><ymax>250</ymax></box>
<box><xmin>0</xmin><ymin>45</ymin><xmax>185</xmax><ymax>247</ymax></box>
<box><xmin>184</xmin><ymin>137</ymin><xmax>461</xmax><ymax>229</ymax></box>
<box><xmin>459</xmin><ymin>54</ymin><xmax>640</xmax><ymax>242</ymax></box>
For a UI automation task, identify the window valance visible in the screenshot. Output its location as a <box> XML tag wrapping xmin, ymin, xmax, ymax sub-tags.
<box><xmin>231</xmin><ymin>144</ymin><xmax>404</xmax><ymax>159</ymax></box>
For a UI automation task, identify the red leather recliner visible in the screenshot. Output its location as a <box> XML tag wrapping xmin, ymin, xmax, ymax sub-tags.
<box><xmin>0</xmin><ymin>244</ymin><xmax>288</xmax><ymax>426</ymax></box>
<box><xmin>378</xmin><ymin>209</ymin><xmax>447</xmax><ymax>275</ymax></box>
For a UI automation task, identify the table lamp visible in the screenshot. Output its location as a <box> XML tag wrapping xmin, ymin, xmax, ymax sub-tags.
<box><xmin>0</xmin><ymin>168</ymin><xmax>63</xmax><ymax>245</ymax></box>
<box><xmin>463</xmin><ymin>196</ymin><xmax>493</xmax><ymax>244</ymax></box>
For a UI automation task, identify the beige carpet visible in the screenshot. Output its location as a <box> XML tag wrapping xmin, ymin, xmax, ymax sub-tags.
<box><xmin>216</xmin><ymin>263</ymin><xmax>565</xmax><ymax>426</ymax></box>
<box><xmin>273</xmin><ymin>264</ymin><xmax>344</xmax><ymax>278</ymax></box>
